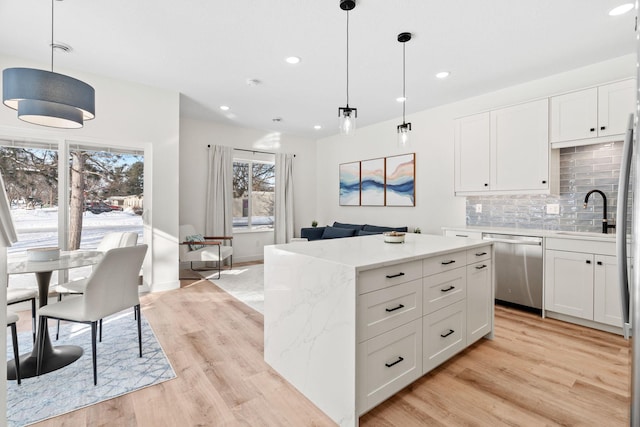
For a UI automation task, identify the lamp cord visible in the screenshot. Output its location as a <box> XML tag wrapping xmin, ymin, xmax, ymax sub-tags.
<box><xmin>402</xmin><ymin>41</ymin><xmax>406</xmax><ymax>123</ymax></box>
<box><xmin>346</xmin><ymin>9</ymin><xmax>350</xmax><ymax>106</ymax></box>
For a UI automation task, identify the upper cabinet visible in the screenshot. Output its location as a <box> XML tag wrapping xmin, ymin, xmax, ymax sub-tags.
<box><xmin>550</xmin><ymin>79</ymin><xmax>635</xmax><ymax>148</ymax></box>
<box><xmin>454</xmin><ymin>99</ymin><xmax>557</xmax><ymax>196</ymax></box>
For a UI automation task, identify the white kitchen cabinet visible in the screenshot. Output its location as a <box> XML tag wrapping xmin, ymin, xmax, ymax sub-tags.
<box><xmin>454</xmin><ymin>99</ymin><xmax>554</xmax><ymax>196</ymax></box>
<box><xmin>544</xmin><ymin>238</ymin><xmax>622</xmax><ymax>330</ymax></box>
<box><xmin>593</xmin><ymin>255</ymin><xmax>622</xmax><ymax>327</ymax></box>
<box><xmin>454</xmin><ymin>112</ymin><xmax>491</xmax><ymax>193</ymax></box>
<box><xmin>544</xmin><ymin>249</ymin><xmax>595</xmax><ymax>320</ymax></box>
<box><xmin>466</xmin><ymin>259</ymin><xmax>492</xmax><ymax>344</ymax></box>
<box><xmin>550</xmin><ymin>79</ymin><xmax>635</xmax><ymax>146</ymax></box>
<box><xmin>492</xmin><ymin>99</ymin><xmax>549</xmax><ymax>192</ymax></box>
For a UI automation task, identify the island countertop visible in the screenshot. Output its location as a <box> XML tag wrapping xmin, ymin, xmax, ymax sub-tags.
<box><xmin>271</xmin><ymin>232</ymin><xmax>490</xmax><ymax>272</ymax></box>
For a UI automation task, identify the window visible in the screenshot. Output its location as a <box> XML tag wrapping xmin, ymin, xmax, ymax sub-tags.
<box><xmin>233</xmin><ymin>154</ymin><xmax>275</xmax><ymax>231</ymax></box>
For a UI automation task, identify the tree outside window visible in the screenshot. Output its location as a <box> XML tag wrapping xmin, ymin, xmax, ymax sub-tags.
<box><xmin>233</xmin><ymin>159</ymin><xmax>275</xmax><ymax>230</ymax></box>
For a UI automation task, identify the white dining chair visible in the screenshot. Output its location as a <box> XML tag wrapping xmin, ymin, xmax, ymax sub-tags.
<box><xmin>7</xmin><ymin>309</ymin><xmax>21</xmax><ymax>385</ymax></box>
<box><xmin>7</xmin><ymin>287</ymin><xmax>37</xmax><ymax>343</ymax></box>
<box><xmin>37</xmin><ymin>244</ymin><xmax>148</xmax><ymax>385</ymax></box>
<box><xmin>54</xmin><ymin>231</ymin><xmax>139</xmax><ymax>339</ymax></box>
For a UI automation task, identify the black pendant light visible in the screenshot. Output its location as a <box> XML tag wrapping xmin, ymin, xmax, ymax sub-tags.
<box><xmin>397</xmin><ymin>32</ymin><xmax>412</xmax><ymax>147</ymax></box>
<box><xmin>2</xmin><ymin>0</ymin><xmax>95</xmax><ymax>129</ymax></box>
<box><xmin>338</xmin><ymin>0</ymin><xmax>357</xmax><ymax>135</ymax></box>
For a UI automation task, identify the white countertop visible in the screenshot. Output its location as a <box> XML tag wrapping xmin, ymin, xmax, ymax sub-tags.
<box><xmin>442</xmin><ymin>225</ymin><xmax>617</xmax><ymax>243</ymax></box>
<box><xmin>273</xmin><ymin>233</ymin><xmax>489</xmax><ymax>271</ymax></box>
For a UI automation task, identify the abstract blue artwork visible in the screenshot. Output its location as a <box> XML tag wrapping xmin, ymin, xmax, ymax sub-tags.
<box><xmin>385</xmin><ymin>153</ymin><xmax>415</xmax><ymax>206</ymax></box>
<box><xmin>339</xmin><ymin>161</ymin><xmax>360</xmax><ymax>206</ymax></box>
<box><xmin>361</xmin><ymin>158</ymin><xmax>385</xmax><ymax>206</ymax></box>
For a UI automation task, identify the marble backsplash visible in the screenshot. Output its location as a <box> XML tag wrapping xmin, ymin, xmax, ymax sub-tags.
<box><xmin>466</xmin><ymin>141</ymin><xmax>631</xmax><ymax>233</ymax></box>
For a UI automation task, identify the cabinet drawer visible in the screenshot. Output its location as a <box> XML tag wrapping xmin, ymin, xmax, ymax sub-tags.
<box><xmin>358</xmin><ymin>279</ymin><xmax>423</xmax><ymax>342</ymax></box>
<box><xmin>467</xmin><ymin>245</ymin><xmax>491</xmax><ymax>264</ymax></box>
<box><xmin>423</xmin><ymin>250</ymin><xmax>467</xmax><ymax>277</ymax></box>
<box><xmin>423</xmin><ymin>267</ymin><xmax>466</xmax><ymax>315</ymax></box>
<box><xmin>358</xmin><ymin>260</ymin><xmax>423</xmax><ymax>295</ymax></box>
<box><xmin>423</xmin><ymin>300</ymin><xmax>467</xmax><ymax>373</ymax></box>
<box><xmin>357</xmin><ymin>319</ymin><xmax>422</xmax><ymax>414</ymax></box>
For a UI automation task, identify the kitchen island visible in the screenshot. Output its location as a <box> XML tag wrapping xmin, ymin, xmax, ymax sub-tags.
<box><xmin>264</xmin><ymin>233</ymin><xmax>494</xmax><ymax>427</ymax></box>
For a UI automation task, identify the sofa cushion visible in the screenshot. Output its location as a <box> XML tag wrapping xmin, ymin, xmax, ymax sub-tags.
<box><xmin>322</xmin><ymin>226</ymin><xmax>356</xmax><ymax>239</ymax></box>
<box><xmin>357</xmin><ymin>230</ymin><xmax>381</xmax><ymax>236</ymax></box>
<box><xmin>332</xmin><ymin>221</ymin><xmax>364</xmax><ymax>231</ymax></box>
<box><xmin>301</xmin><ymin>227</ymin><xmax>326</xmax><ymax>241</ymax></box>
<box><xmin>362</xmin><ymin>224</ymin><xmax>409</xmax><ymax>233</ymax></box>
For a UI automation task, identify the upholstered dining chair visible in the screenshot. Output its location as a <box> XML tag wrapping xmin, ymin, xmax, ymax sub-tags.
<box><xmin>7</xmin><ymin>309</ymin><xmax>21</xmax><ymax>384</ymax></box>
<box><xmin>7</xmin><ymin>287</ymin><xmax>37</xmax><ymax>343</ymax></box>
<box><xmin>37</xmin><ymin>244</ymin><xmax>148</xmax><ymax>385</ymax></box>
<box><xmin>179</xmin><ymin>224</ymin><xmax>233</xmax><ymax>279</ymax></box>
<box><xmin>53</xmin><ymin>231</ymin><xmax>139</xmax><ymax>339</ymax></box>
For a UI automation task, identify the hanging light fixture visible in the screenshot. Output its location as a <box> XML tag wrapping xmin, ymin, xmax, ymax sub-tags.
<box><xmin>397</xmin><ymin>32</ymin><xmax>412</xmax><ymax>148</ymax></box>
<box><xmin>2</xmin><ymin>0</ymin><xmax>95</xmax><ymax>129</ymax></box>
<box><xmin>338</xmin><ymin>0</ymin><xmax>357</xmax><ymax>135</ymax></box>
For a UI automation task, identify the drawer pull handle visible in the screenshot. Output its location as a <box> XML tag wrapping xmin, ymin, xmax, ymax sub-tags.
<box><xmin>597</xmin><ymin>261</ymin><xmax>603</xmax><ymax>266</ymax></box>
<box><xmin>586</xmin><ymin>260</ymin><xmax>591</xmax><ymax>264</ymax></box>
<box><xmin>475</xmin><ymin>264</ymin><xmax>487</xmax><ymax>270</ymax></box>
<box><xmin>441</xmin><ymin>329</ymin><xmax>455</xmax><ymax>338</ymax></box>
<box><xmin>441</xmin><ymin>286</ymin><xmax>455</xmax><ymax>293</ymax></box>
<box><xmin>456</xmin><ymin>234</ymin><xmax>468</xmax><ymax>237</ymax></box>
<box><xmin>475</xmin><ymin>252</ymin><xmax>487</xmax><ymax>256</ymax></box>
<box><xmin>386</xmin><ymin>272</ymin><xmax>405</xmax><ymax>279</ymax></box>
<box><xmin>441</xmin><ymin>260</ymin><xmax>456</xmax><ymax>265</ymax></box>
<box><xmin>385</xmin><ymin>304</ymin><xmax>405</xmax><ymax>312</ymax></box>
<box><xmin>385</xmin><ymin>356</ymin><xmax>404</xmax><ymax>368</ymax></box>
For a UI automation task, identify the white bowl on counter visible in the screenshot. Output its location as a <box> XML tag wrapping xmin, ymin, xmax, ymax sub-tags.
<box><xmin>383</xmin><ymin>232</ymin><xmax>405</xmax><ymax>244</ymax></box>
<box><xmin>27</xmin><ymin>247</ymin><xmax>61</xmax><ymax>262</ymax></box>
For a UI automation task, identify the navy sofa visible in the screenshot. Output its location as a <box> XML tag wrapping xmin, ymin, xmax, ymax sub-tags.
<box><xmin>300</xmin><ymin>221</ymin><xmax>408</xmax><ymax>241</ymax></box>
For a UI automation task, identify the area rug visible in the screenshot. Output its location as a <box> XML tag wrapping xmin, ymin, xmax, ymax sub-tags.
<box><xmin>201</xmin><ymin>264</ymin><xmax>264</xmax><ymax>314</ymax></box>
<box><xmin>6</xmin><ymin>311</ymin><xmax>176</xmax><ymax>427</ymax></box>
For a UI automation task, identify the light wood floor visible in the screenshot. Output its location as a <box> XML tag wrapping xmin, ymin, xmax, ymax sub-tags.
<box><xmin>14</xmin><ymin>271</ymin><xmax>630</xmax><ymax>427</ymax></box>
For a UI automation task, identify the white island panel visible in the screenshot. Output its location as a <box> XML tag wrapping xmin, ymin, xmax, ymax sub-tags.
<box><xmin>264</xmin><ymin>245</ymin><xmax>358</xmax><ymax>426</ymax></box>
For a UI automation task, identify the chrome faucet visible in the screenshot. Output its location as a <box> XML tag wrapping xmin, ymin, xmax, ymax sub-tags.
<box><xmin>583</xmin><ymin>189</ymin><xmax>615</xmax><ymax>234</ymax></box>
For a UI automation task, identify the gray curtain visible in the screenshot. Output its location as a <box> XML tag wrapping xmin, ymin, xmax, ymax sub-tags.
<box><xmin>274</xmin><ymin>153</ymin><xmax>295</xmax><ymax>244</ymax></box>
<box><xmin>205</xmin><ymin>145</ymin><xmax>234</xmax><ymax>240</ymax></box>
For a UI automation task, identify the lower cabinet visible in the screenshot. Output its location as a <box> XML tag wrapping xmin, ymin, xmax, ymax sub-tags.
<box><xmin>544</xmin><ymin>238</ymin><xmax>622</xmax><ymax>328</ymax></box>
<box><xmin>356</xmin><ymin>245</ymin><xmax>493</xmax><ymax>415</ymax></box>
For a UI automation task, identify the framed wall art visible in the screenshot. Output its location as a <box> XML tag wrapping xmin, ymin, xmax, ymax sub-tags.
<box><xmin>339</xmin><ymin>161</ymin><xmax>361</xmax><ymax>206</ymax></box>
<box><xmin>385</xmin><ymin>153</ymin><xmax>415</xmax><ymax>206</ymax></box>
<box><xmin>360</xmin><ymin>158</ymin><xmax>385</xmax><ymax>206</ymax></box>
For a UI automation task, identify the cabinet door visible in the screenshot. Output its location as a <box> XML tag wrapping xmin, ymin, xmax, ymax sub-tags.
<box><xmin>550</xmin><ymin>88</ymin><xmax>598</xmax><ymax>143</ymax></box>
<box><xmin>598</xmin><ymin>79</ymin><xmax>636</xmax><ymax>138</ymax></box>
<box><xmin>454</xmin><ymin>112</ymin><xmax>491</xmax><ymax>193</ymax></box>
<box><xmin>491</xmin><ymin>99</ymin><xmax>549</xmax><ymax>191</ymax></box>
<box><xmin>466</xmin><ymin>261</ymin><xmax>492</xmax><ymax>345</ymax></box>
<box><xmin>593</xmin><ymin>255</ymin><xmax>623</xmax><ymax>327</ymax></box>
<box><xmin>544</xmin><ymin>250</ymin><xmax>594</xmax><ymax>320</ymax></box>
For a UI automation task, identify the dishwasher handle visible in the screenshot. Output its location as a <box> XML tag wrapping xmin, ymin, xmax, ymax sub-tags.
<box><xmin>482</xmin><ymin>234</ymin><xmax>542</xmax><ymax>246</ymax></box>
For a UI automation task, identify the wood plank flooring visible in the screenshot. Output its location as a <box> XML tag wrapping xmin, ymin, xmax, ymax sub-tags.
<box><xmin>14</xmin><ymin>273</ymin><xmax>629</xmax><ymax>427</ymax></box>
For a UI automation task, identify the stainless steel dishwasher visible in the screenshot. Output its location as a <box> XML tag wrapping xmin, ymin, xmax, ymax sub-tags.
<box><xmin>482</xmin><ymin>233</ymin><xmax>543</xmax><ymax>311</ymax></box>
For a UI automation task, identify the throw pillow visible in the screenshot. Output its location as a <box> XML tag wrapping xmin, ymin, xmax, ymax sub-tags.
<box><xmin>321</xmin><ymin>227</ymin><xmax>356</xmax><ymax>239</ymax></box>
<box><xmin>185</xmin><ymin>234</ymin><xmax>206</xmax><ymax>250</ymax></box>
<box><xmin>362</xmin><ymin>224</ymin><xmax>408</xmax><ymax>233</ymax></box>
<box><xmin>332</xmin><ymin>221</ymin><xmax>364</xmax><ymax>231</ymax></box>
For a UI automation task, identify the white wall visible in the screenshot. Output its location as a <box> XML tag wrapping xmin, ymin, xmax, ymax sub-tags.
<box><xmin>316</xmin><ymin>54</ymin><xmax>636</xmax><ymax>236</ymax></box>
<box><xmin>179</xmin><ymin>116</ymin><xmax>317</xmax><ymax>262</ymax></box>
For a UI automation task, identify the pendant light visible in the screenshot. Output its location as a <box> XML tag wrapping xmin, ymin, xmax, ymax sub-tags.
<box><xmin>2</xmin><ymin>0</ymin><xmax>95</xmax><ymax>129</ymax></box>
<box><xmin>397</xmin><ymin>32</ymin><xmax>412</xmax><ymax>148</ymax></box>
<box><xmin>338</xmin><ymin>0</ymin><xmax>357</xmax><ymax>135</ymax></box>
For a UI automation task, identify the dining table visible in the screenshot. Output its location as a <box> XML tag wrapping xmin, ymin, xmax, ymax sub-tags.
<box><xmin>6</xmin><ymin>250</ymin><xmax>103</xmax><ymax>379</ymax></box>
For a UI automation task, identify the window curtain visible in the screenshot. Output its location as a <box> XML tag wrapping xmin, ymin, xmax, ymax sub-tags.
<box><xmin>274</xmin><ymin>153</ymin><xmax>295</xmax><ymax>244</ymax></box>
<box><xmin>205</xmin><ymin>145</ymin><xmax>234</xmax><ymax>242</ymax></box>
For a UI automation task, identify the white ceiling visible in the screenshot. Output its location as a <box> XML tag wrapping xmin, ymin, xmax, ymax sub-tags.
<box><xmin>0</xmin><ymin>0</ymin><xmax>636</xmax><ymax>139</ymax></box>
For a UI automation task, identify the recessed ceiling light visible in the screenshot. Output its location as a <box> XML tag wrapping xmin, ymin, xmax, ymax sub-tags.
<box><xmin>436</xmin><ymin>71</ymin><xmax>450</xmax><ymax>79</ymax></box>
<box><xmin>609</xmin><ymin>3</ymin><xmax>634</xmax><ymax>16</ymax></box>
<box><xmin>285</xmin><ymin>56</ymin><xmax>301</xmax><ymax>64</ymax></box>
<box><xmin>219</xmin><ymin>105</ymin><xmax>230</xmax><ymax>111</ymax></box>
<box><xmin>314</xmin><ymin>125</ymin><xmax>322</xmax><ymax>130</ymax></box>
<box><xmin>396</xmin><ymin>97</ymin><xmax>406</xmax><ymax>103</ymax></box>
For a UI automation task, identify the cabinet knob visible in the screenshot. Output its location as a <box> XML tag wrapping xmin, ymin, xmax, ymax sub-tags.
<box><xmin>597</xmin><ymin>261</ymin><xmax>603</xmax><ymax>266</ymax></box>
<box><xmin>542</xmin><ymin>180</ymin><xmax>547</xmax><ymax>184</ymax></box>
<box><xmin>600</xmin><ymin>126</ymin><xmax>606</xmax><ymax>131</ymax></box>
<box><xmin>590</xmin><ymin>128</ymin><xmax>596</xmax><ymax>132</ymax></box>
<box><xmin>484</xmin><ymin>183</ymin><xmax>488</xmax><ymax>187</ymax></box>
<box><xmin>586</xmin><ymin>260</ymin><xmax>591</xmax><ymax>264</ymax></box>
